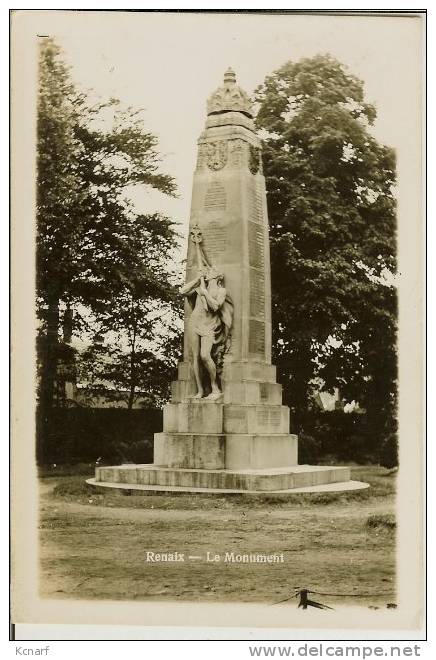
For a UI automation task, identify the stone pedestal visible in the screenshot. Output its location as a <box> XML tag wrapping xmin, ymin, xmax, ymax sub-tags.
<box><xmin>92</xmin><ymin>352</ymin><xmax>359</xmax><ymax>492</ymax></box>
<box><xmin>156</xmin><ymin>359</ymin><xmax>298</xmax><ymax>475</ymax></box>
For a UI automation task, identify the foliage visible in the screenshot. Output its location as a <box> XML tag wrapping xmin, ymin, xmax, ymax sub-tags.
<box><xmin>77</xmin><ymin>310</ymin><xmax>182</xmax><ymax>410</ymax></box>
<box><xmin>37</xmin><ymin>38</ymin><xmax>177</xmax><ymax>315</ymax></box>
<box><xmin>37</xmin><ymin>407</ymin><xmax>160</xmax><ymax>465</ymax></box>
<box><xmin>36</xmin><ymin>38</ymin><xmax>181</xmax><ymax>423</ymax></box>
<box><xmin>52</xmin><ymin>478</ymin><xmax>95</xmax><ymax>498</ymax></box>
<box><xmin>378</xmin><ymin>433</ymin><xmax>398</xmax><ymax>469</ymax></box>
<box><xmin>297</xmin><ymin>431</ymin><xmax>322</xmax><ymax>464</ymax></box>
<box><xmin>366</xmin><ymin>513</ymin><xmax>396</xmax><ymax>531</ymax></box>
<box><xmin>297</xmin><ymin>409</ymin><xmax>373</xmax><ymax>464</ymax></box>
<box><xmin>255</xmin><ymin>54</ymin><xmax>397</xmax><ymax>446</ymax></box>
<box><xmin>75</xmin><ymin>211</ymin><xmax>183</xmax><ymax>409</ymax></box>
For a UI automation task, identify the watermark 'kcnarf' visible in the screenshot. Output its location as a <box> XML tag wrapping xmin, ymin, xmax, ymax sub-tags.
<box><xmin>15</xmin><ymin>648</ymin><xmax>50</xmax><ymax>656</ymax></box>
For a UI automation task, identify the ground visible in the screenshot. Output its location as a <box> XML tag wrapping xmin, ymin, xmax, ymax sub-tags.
<box><xmin>38</xmin><ymin>466</ymin><xmax>396</xmax><ymax>609</ymax></box>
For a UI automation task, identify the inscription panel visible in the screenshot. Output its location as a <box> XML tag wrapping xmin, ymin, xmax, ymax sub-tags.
<box><xmin>257</xmin><ymin>408</ymin><xmax>282</xmax><ymax>428</ymax></box>
<box><xmin>249</xmin><ymin>319</ymin><xmax>265</xmax><ymax>356</ymax></box>
<box><xmin>248</xmin><ymin>181</ymin><xmax>264</xmax><ymax>224</ymax></box>
<box><xmin>248</xmin><ymin>222</ymin><xmax>265</xmax><ymax>270</ymax></box>
<box><xmin>204</xmin><ymin>180</ymin><xmax>226</xmax><ymax>212</ymax></box>
<box><xmin>202</xmin><ymin>221</ymin><xmax>228</xmax><ymax>262</ymax></box>
<box><xmin>250</xmin><ymin>268</ymin><xmax>265</xmax><ymax>318</ymax></box>
<box><xmin>260</xmin><ymin>383</ymin><xmax>268</xmax><ymax>401</ymax></box>
<box><xmin>226</xmin><ymin>409</ymin><xmax>246</xmax><ymax>421</ymax></box>
<box><xmin>196</xmin><ymin>143</ymin><xmax>207</xmax><ymax>170</ymax></box>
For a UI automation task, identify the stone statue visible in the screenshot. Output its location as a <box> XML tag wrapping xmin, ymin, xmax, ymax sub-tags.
<box><xmin>181</xmin><ymin>265</ymin><xmax>233</xmax><ymax>400</ymax></box>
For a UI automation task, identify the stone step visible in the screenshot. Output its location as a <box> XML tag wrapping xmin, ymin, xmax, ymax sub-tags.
<box><xmin>154</xmin><ymin>432</ymin><xmax>225</xmax><ymax>469</ymax></box>
<box><xmin>163</xmin><ymin>401</ymin><xmax>224</xmax><ymax>434</ymax></box>
<box><xmin>222</xmin><ymin>380</ymin><xmax>282</xmax><ymax>405</ymax></box>
<box><xmin>223</xmin><ymin>361</ymin><xmax>277</xmax><ymax>383</ymax></box>
<box><xmin>154</xmin><ymin>432</ymin><xmax>298</xmax><ymax>470</ymax></box>
<box><xmin>177</xmin><ymin>361</ymin><xmax>193</xmax><ymax>382</ymax></box>
<box><xmin>171</xmin><ymin>379</ymin><xmax>197</xmax><ymax>402</ymax></box>
<box><xmin>163</xmin><ymin>401</ymin><xmax>290</xmax><ymax>435</ymax></box>
<box><xmin>223</xmin><ymin>404</ymin><xmax>289</xmax><ymax>434</ymax></box>
<box><xmin>176</xmin><ymin>360</ymin><xmax>277</xmax><ymax>384</ymax></box>
<box><xmin>171</xmin><ymin>378</ymin><xmax>282</xmax><ymax>405</ymax></box>
<box><xmin>95</xmin><ymin>464</ymin><xmax>351</xmax><ymax>492</ymax></box>
<box><xmin>88</xmin><ymin>477</ymin><xmax>369</xmax><ymax>495</ymax></box>
<box><xmin>225</xmin><ymin>433</ymin><xmax>297</xmax><ymax>469</ymax></box>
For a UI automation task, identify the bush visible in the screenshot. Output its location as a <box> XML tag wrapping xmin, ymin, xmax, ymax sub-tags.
<box><xmin>52</xmin><ymin>477</ymin><xmax>95</xmax><ymax>497</ymax></box>
<box><xmin>378</xmin><ymin>433</ymin><xmax>398</xmax><ymax>469</ymax></box>
<box><xmin>37</xmin><ymin>405</ymin><xmax>398</xmax><ymax>468</ymax></box>
<box><xmin>36</xmin><ymin>407</ymin><xmax>161</xmax><ymax>466</ymax></box>
<box><xmin>298</xmin><ymin>432</ymin><xmax>322</xmax><ymax>464</ymax></box>
<box><xmin>366</xmin><ymin>513</ymin><xmax>396</xmax><ymax>530</ymax></box>
<box><xmin>294</xmin><ymin>409</ymin><xmax>396</xmax><ymax>465</ymax></box>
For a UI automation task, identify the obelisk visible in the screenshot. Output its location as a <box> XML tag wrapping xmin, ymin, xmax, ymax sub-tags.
<box><xmin>184</xmin><ymin>67</ymin><xmax>272</xmax><ymax>370</ymax></box>
<box><xmin>92</xmin><ymin>69</ymin><xmax>358</xmax><ymax>493</ymax></box>
<box><xmin>151</xmin><ymin>68</ymin><xmax>345</xmax><ymax>488</ymax></box>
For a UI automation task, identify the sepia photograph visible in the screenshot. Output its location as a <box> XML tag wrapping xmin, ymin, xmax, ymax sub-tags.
<box><xmin>10</xmin><ymin>9</ymin><xmax>425</xmax><ymax>639</ymax></box>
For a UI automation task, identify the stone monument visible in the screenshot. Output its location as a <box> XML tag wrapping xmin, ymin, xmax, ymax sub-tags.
<box><xmin>89</xmin><ymin>69</ymin><xmax>366</xmax><ymax>494</ymax></box>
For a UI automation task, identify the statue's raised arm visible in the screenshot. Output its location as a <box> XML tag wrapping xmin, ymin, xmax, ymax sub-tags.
<box><xmin>180</xmin><ymin>273</ymin><xmax>202</xmax><ymax>297</ymax></box>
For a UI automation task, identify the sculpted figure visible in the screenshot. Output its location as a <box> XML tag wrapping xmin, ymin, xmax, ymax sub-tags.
<box><xmin>180</xmin><ymin>266</ymin><xmax>233</xmax><ymax>400</ymax></box>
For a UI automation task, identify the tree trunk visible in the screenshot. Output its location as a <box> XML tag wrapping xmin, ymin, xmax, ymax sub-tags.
<box><xmin>127</xmin><ymin>378</ymin><xmax>136</xmax><ymax>410</ymax></box>
<box><xmin>37</xmin><ymin>297</ymin><xmax>59</xmax><ymax>463</ymax></box>
<box><xmin>127</xmin><ymin>322</ymin><xmax>137</xmax><ymax>411</ymax></box>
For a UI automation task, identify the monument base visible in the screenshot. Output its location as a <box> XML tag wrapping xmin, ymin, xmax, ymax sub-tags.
<box><xmin>89</xmin><ymin>463</ymin><xmax>369</xmax><ymax>494</ymax></box>
<box><xmin>87</xmin><ymin>363</ymin><xmax>369</xmax><ymax>497</ymax></box>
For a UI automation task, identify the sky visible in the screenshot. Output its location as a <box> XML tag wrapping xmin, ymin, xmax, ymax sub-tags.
<box><xmin>33</xmin><ymin>11</ymin><xmax>422</xmax><ymax>239</ymax></box>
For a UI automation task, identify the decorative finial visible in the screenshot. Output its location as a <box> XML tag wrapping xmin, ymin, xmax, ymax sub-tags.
<box><xmin>206</xmin><ymin>68</ymin><xmax>253</xmax><ymax>118</ymax></box>
<box><xmin>224</xmin><ymin>67</ymin><xmax>236</xmax><ymax>84</ymax></box>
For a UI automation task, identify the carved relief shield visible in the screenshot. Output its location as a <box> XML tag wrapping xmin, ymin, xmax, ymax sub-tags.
<box><xmin>206</xmin><ymin>140</ymin><xmax>228</xmax><ymax>171</ymax></box>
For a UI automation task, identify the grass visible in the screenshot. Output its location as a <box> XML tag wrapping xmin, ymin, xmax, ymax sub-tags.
<box><xmin>366</xmin><ymin>513</ymin><xmax>396</xmax><ymax>531</ymax></box>
<box><xmin>38</xmin><ymin>465</ymin><xmax>396</xmax><ymax>606</ymax></box>
<box><xmin>38</xmin><ymin>463</ymin><xmax>97</xmax><ymax>478</ymax></box>
<box><xmin>47</xmin><ymin>464</ymin><xmax>395</xmax><ymax>510</ymax></box>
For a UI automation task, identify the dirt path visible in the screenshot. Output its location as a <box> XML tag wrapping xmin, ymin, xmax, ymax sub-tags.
<box><xmin>38</xmin><ymin>471</ymin><xmax>396</xmax><ymax>605</ymax></box>
<box><xmin>40</xmin><ymin>480</ymin><xmax>394</xmax><ymax>525</ymax></box>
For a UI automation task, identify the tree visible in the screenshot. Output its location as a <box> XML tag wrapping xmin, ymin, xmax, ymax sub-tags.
<box><xmin>255</xmin><ymin>55</ymin><xmax>397</xmax><ymax>449</ymax></box>
<box><xmin>36</xmin><ymin>39</ymin><xmax>179</xmax><ymax>439</ymax></box>
<box><xmin>76</xmin><ymin>213</ymin><xmax>183</xmax><ymax>410</ymax></box>
<box><xmin>77</xmin><ymin>317</ymin><xmax>182</xmax><ymax>410</ymax></box>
